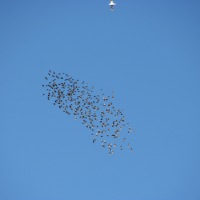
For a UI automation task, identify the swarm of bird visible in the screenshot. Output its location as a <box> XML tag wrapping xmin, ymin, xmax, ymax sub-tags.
<box><xmin>42</xmin><ymin>70</ymin><xmax>134</xmax><ymax>155</ymax></box>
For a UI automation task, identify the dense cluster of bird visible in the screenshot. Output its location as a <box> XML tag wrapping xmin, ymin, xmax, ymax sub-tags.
<box><xmin>42</xmin><ymin>70</ymin><xmax>134</xmax><ymax>155</ymax></box>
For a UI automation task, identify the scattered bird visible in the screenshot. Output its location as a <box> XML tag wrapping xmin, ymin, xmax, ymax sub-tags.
<box><xmin>42</xmin><ymin>70</ymin><xmax>135</xmax><ymax>155</ymax></box>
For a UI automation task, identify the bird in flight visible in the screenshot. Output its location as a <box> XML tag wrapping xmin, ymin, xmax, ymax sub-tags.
<box><xmin>109</xmin><ymin>0</ymin><xmax>116</xmax><ymax>11</ymax></box>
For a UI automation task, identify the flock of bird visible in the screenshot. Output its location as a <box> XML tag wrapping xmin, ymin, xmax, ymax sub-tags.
<box><xmin>42</xmin><ymin>70</ymin><xmax>134</xmax><ymax>155</ymax></box>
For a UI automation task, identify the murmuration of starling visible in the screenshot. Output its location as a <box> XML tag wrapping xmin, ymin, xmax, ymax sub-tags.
<box><xmin>42</xmin><ymin>70</ymin><xmax>135</xmax><ymax>155</ymax></box>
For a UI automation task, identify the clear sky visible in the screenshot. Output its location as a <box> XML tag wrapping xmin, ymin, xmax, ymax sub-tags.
<box><xmin>0</xmin><ymin>0</ymin><xmax>200</xmax><ymax>199</ymax></box>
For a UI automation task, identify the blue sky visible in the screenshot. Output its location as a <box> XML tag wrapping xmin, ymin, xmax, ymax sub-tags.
<box><xmin>0</xmin><ymin>0</ymin><xmax>200</xmax><ymax>199</ymax></box>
